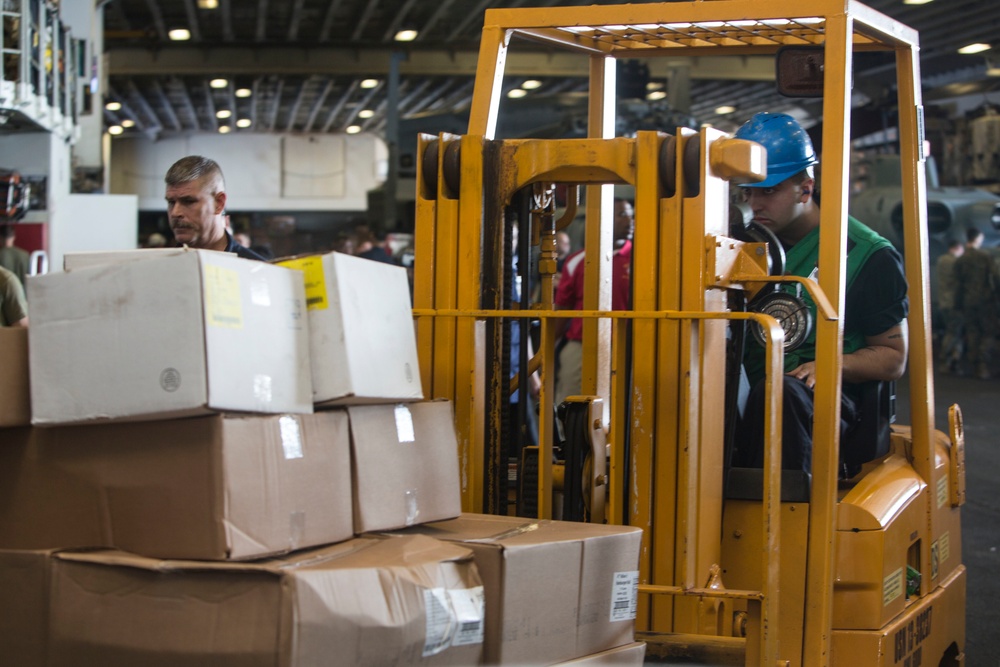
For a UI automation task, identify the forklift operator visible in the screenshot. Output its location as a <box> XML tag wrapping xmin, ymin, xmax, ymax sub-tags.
<box><xmin>733</xmin><ymin>113</ymin><xmax>909</xmax><ymax>474</ymax></box>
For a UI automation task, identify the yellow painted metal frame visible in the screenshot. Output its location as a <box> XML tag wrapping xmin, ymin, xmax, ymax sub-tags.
<box><xmin>412</xmin><ymin>2</ymin><xmax>960</xmax><ymax>665</ymax></box>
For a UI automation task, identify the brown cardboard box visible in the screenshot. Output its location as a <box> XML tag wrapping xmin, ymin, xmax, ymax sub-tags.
<box><xmin>349</xmin><ymin>400</ymin><xmax>462</xmax><ymax>532</ymax></box>
<box><xmin>47</xmin><ymin>535</ymin><xmax>485</xmax><ymax>667</ymax></box>
<box><xmin>0</xmin><ymin>412</ymin><xmax>353</xmax><ymax>560</ymax></box>
<box><xmin>556</xmin><ymin>642</ymin><xmax>646</xmax><ymax>665</ymax></box>
<box><xmin>29</xmin><ymin>249</ymin><xmax>313</xmax><ymax>425</ymax></box>
<box><xmin>0</xmin><ymin>327</ymin><xmax>30</xmax><ymax>427</ymax></box>
<box><xmin>389</xmin><ymin>514</ymin><xmax>642</xmax><ymax>666</ymax></box>
<box><xmin>0</xmin><ymin>549</ymin><xmax>52</xmax><ymax>667</ymax></box>
<box><xmin>279</xmin><ymin>251</ymin><xmax>424</xmax><ymax>406</ymax></box>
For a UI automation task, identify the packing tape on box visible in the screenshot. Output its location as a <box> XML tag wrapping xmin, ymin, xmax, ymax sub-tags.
<box><xmin>395</xmin><ymin>404</ymin><xmax>415</xmax><ymax>442</ymax></box>
<box><xmin>279</xmin><ymin>415</ymin><xmax>303</xmax><ymax>459</ymax></box>
<box><xmin>289</xmin><ymin>511</ymin><xmax>306</xmax><ymax>550</ymax></box>
<box><xmin>467</xmin><ymin>522</ymin><xmax>540</xmax><ymax>544</ymax></box>
<box><xmin>254</xmin><ymin>374</ymin><xmax>273</xmax><ymax>405</ymax></box>
<box><xmin>404</xmin><ymin>489</ymin><xmax>420</xmax><ymax>526</ymax></box>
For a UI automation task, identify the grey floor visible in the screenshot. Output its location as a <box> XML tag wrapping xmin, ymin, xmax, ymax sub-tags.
<box><xmin>897</xmin><ymin>369</ymin><xmax>1000</xmax><ymax>667</ymax></box>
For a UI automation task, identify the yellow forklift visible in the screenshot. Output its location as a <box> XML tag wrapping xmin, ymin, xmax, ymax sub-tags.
<box><xmin>412</xmin><ymin>2</ymin><xmax>966</xmax><ymax>665</ymax></box>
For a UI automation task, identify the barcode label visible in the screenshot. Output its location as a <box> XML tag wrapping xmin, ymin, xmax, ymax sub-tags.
<box><xmin>422</xmin><ymin>586</ymin><xmax>485</xmax><ymax>656</ymax></box>
<box><xmin>451</xmin><ymin>587</ymin><xmax>485</xmax><ymax>646</ymax></box>
<box><xmin>610</xmin><ymin>571</ymin><xmax>639</xmax><ymax>622</ymax></box>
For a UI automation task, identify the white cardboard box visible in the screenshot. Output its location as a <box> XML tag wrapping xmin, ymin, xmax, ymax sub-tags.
<box><xmin>29</xmin><ymin>249</ymin><xmax>313</xmax><ymax>425</ymax></box>
<box><xmin>279</xmin><ymin>251</ymin><xmax>423</xmax><ymax>406</ymax></box>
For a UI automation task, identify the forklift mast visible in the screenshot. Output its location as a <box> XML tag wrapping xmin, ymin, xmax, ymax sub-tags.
<box><xmin>412</xmin><ymin>2</ymin><xmax>966</xmax><ymax>665</ymax></box>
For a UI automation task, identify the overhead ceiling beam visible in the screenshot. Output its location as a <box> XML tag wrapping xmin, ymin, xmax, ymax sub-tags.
<box><xmin>321</xmin><ymin>80</ymin><xmax>359</xmax><ymax>132</ymax></box>
<box><xmin>202</xmin><ymin>81</ymin><xmax>219</xmax><ymax>132</ymax></box>
<box><xmin>255</xmin><ymin>0</ymin><xmax>269</xmax><ymax>42</ymax></box>
<box><xmin>107</xmin><ymin>47</ymin><xmax>776</xmax><ymax>81</ymax></box>
<box><xmin>182</xmin><ymin>0</ymin><xmax>202</xmax><ymax>42</ymax></box>
<box><xmin>141</xmin><ymin>0</ymin><xmax>168</xmax><ymax>41</ymax></box>
<box><xmin>286</xmin><ymin>0</ymin><xmax>306</xmax><ymax>42</ymax></box>
<box><xmin>350</xmin><ymin>0</ymin><xmax>381</xmax><ymax>42</ymax></box>
<box><xmin>284</xmin><ymin>79</ymin><xmax>308</xmax><ymax>132</ymax></box>
<box><xmin>381</xmin><ymin>0</ymin><xmax>421</xmax><ymax>43</ymax></box>
<box><xmin>268</xmin><ymin>79</ymin><xmax>284</xmax><ymax>131</ymax></box>
<box><xmin>149</xmin><ymin>78</ymin><xmax>183</xmax><ymax>131</ymax></box>
<box><xmin>303</xmin><ymin>79</ymin><xmax>336</xmax><ymax>132</ymax></box>
<box><xmin>318</xmin><ymin>0</ymin><xmax>346</xmax><ymax>42</ymax></box>
<box><xmin>414</xmin><ymin>0</ymin><xmax>458</xmax><ymax>42</ymax></box>
<box><xmin>219</xmin><ymin>0</ymin><xmax>234</xmax><ymax>41</ymax></box>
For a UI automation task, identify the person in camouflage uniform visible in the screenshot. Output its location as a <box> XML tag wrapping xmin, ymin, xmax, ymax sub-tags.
<box><xmin>953</xmin><ymin>227</ymin><xmax>1000</xmax><ymax>380</ymax></box>
<box><xmin>935</xmin><ymin>238</ymin><xmax>964</xmax><ymax>374</ymax></box>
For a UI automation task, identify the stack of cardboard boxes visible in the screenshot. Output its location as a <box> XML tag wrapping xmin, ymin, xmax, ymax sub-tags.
<box><xmin>0</xmin><ymin>248</ymin><xmax>644</xmax><ymax>666</ymax></box>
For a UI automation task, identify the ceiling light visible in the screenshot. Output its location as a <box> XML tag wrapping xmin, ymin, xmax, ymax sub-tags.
<box><xmin>958</xmin><ymin>43</ymin><xmax>991</xmax><ymax>55</ymax></box>
<box><xmin>218</xmin><ymin>125</ymin><xmax>231</xmax><ymax>134</ymax></box>
<box><xmin>216</xmin><ymin>109</ymin><xmax>232</xmax><ymax>119</ymax></box>
<box><xmin>358</xmin><ymin>109</ymin><xmax>374</xmax><ymax>119</ymax></box>
<box><xmin>394</xmin><ymin>29</ymin><xmax>418</xmax><ymax>42</ymax></box>
<box><xmin>121</xmin><ymin>119</ymin><xmax>135</xmax><ymax>128</ymax></box>
<box><xmin>197</xmin><ymin>0</ymin><xmax>218</xmax><ymax>8</ymax></box>
<box><xmin>108</xmin><ymin>125</ymin><xmax>123</xmax><ymax>135</ymax></box>
<box><xmin>903</xmin><ymin>0</ymin><xmax>933</xmax><ymax>4</ymax></box>
<box><xmin>715</xmin><ymin>105</ymin><xmax>736</xmax><ymax>114</ymax></box>
<box><xmin>507</xmin><ymin>89</ymin><xmax>528</xmax><ymax>99</ymax></box>
<box><xmin>235</xmin><ymin>88</ymin><xmax>252</xmax><ymax>98</ymax></box>
<box><xmin>360</xmin><ymin>79</ymin><xmax>379</xmax><ymax>89</ymax></box>
<box><xmin>522</xmin><ymin>79</ymin><xmax>542</xmax><ymax>90</ymax></box>
<box><xmin>105</xmin><ymin>101</ymin><xmax>121</xmax><ymax>111</ymax></box>
<box><xmin>210</xmin><ymin>78</ymin><xmax>229</xmax><ymax>88</ymax></box>
<box><xmin>237</xmin><ymin>118</ymin><xmax>252</xmax><ymax>128</ymax></box>
<box><xmin>646</xmin><ymin>82</ymin><xmax>664</xmax><ymax>91</ymax></box>
<box><xmin>346</xmin><ymin>125</ymin><xmax>362</xmax><ymax>134</ymax></box>
<box><xmin>168</xmin><ymin>28</ymin><xmax>190</xmax><ymax>41</ymax></box>
<box><xmin>646</xmin><ymin>91</ymin><xmax>667</xmax><ymax>101</ymax></box>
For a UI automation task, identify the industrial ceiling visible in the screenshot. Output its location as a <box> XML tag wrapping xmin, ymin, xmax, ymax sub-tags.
<box><xmin>101</xmin><ymin>0</ymin><xmax>1000</xmax><ymax>141</ymax></box>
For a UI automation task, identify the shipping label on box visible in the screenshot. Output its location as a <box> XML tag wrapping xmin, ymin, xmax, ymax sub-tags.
<box><xmin>29</xmin><ymin>249</ymin><xmax>312</xmax><ymax>425</ymax></box>
<box><xmin>48</xmin><ymin>535</ymin><xmax>484</xmax><ymax>667</ymax></box>
<box><xmin>280</xmin><ymin>252</ymin><xmax>423</xmax><ymax>405</ymax></box>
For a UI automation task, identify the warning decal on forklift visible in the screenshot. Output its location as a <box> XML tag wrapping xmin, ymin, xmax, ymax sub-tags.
<box><xmin>610</xmin><ymin>571</ymin><xmax>638</xmax><ymax>621</ymax></box>
<box><xmin>883</xmin><ymin>567</ymin><xmax>904</xmax><ymax>606</ymax></box>
<box><xmin>940</xmin><ymin>531</ymin><xmax>950</xmax><ymax>565</ymax></box>
<box><xmin>937</xmin><ymin>476</ymin><xmax>948</xmax><ymax>509</ymax></box>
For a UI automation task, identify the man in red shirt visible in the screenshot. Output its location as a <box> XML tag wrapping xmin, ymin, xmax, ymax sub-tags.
<box><xmin>554</xmin><ymin>198</ymin><xmax>634</xmax><ymax>405</ymax></box>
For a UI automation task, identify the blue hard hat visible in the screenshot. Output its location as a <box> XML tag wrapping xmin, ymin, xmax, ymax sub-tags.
<box><xmin>735</xmin><ymin>112</ymin><xmax>818</xmax><ymax>188</ymax></box>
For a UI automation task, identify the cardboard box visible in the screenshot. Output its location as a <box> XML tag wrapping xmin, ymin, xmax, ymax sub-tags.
<box><xmin>279</xmin><ymin>252</ymin><xmax>423</xmax><ymax>405</ymax></box>
<box><xmin>63</xmin><ymin>247</ymin><xmax>186</xmax><ymax>271</ymax></box>
<box><xmin>0</xmin><ymin>327</ymin><xmax>30</xmax><ymax>427</ymax></box>
<box><xmin>349</xmin><ymin>401</ymin><xmax>462</xmax><ymax>532</ymax></box>
<box><xmin>389</xmin><ymin>514</ymin><xmax>642</xmax><ymax>665</ymax></box>
<box><xmin>0</xmin><ymin>549</ymin><xmax>53</xmax><ymax>667</ymax></box>
<box><xmin>29</xmin><ymin>248</ymin><xmax>313</xmax><ymax>425</ymax></box>
<box><xmin>556</xmin><ymin>642</ymin><xmax>646</xmax><ymax>665</ymax></box>
<box><xmin>0</xmin><ymin>412</ymin><xmax>354</xmax><ymax>560</ymax></box>
<box><xmin>47</xmin><ymin>535</ymin><xmax>485</xmax><ymax>667</ymax></box>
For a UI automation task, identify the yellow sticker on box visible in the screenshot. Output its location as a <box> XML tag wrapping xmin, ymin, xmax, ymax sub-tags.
<box><xmin>204</xmin><ymin>264</ymin><xmax>243</xmax><ymax>329</ymax></box>
<box><xmin>279</xmin><ymin>256</ymin><xmax>328</xmax><ymax>311</ymax></box>
<box><xmin>883</xmin><ymin>567</ymin><xmax>903</xmax><ymax>606</ymax></box>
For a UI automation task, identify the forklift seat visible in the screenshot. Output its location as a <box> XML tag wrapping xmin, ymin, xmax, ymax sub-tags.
<box><xmin>724</xmin><ymin>380</ymin><xmax>895</xmax><ymax>502</ymax></box>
